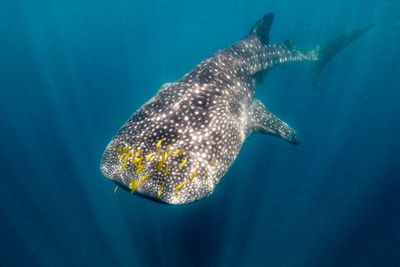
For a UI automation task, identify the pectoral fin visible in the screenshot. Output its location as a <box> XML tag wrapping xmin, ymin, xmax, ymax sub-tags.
<box><xmin>247</xmin><ymin>99</ymin><xmax>300</xmax><ymax>145</ymax></box>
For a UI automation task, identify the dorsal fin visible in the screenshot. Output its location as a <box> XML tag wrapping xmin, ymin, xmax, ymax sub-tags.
<box><xmin>248</xmin><ymin>13</ymin><xmax>274</xmax><ymax>45</ymax></box>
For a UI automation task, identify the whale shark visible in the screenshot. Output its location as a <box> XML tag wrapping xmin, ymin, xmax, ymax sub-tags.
<box><xmin>101</xmin><ymin>13</ymin><xmax>373</xmax><ymax>204</ymax></box>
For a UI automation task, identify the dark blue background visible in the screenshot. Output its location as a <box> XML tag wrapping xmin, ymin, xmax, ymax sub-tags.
<box><xmin>1</xmin><ymin>0</ymin><xmax>399</xmax><ymax>266</ymax></box>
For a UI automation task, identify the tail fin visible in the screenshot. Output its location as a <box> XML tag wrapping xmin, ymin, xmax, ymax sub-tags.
<box><xmin>248</xmin><ymin>13</ymin><xmax>274</xmax><ymax>45</ymax></box>
<box><xmin>311</xmin><ymin>24</ymin><xmax>375</xmax><ymax>85</ymax></box>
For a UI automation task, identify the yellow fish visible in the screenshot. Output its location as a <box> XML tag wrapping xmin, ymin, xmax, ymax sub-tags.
<box><xmin>145</xmin><ymin>152</ymin><xmax>154</xmax><ymax>162</ymax></box>
<box><xmin>131</xmin><ymin>157</ymin><xmax>142</xmax><ymax>165</ymax></box>
<box><xmin>120</xmin><ymin>162</ymin><xmax>127</xmax><ymax>172</ymax></box>
<box><xmin>116</xmin><ymin>144</ymin><xmax>122</xmax><ymax>152</ymax></box>
<box><xmin>156</xmin><ymin>138</ymin><xmax>164</xmax><ymax>149</ymax></box>
<box><xmin>130</xmin><ymin>179</ymin><xmax>138</xmax><ymax>193</ymax></box>
<box><xmin>135</xmin><ymin>149</ymin><xmax>143</xmax><ymax>158</ymax></box>
<box><xmin>129</xmin><ymin>179</ymin><xmax>136</xmax><ymax>189</ymax></box>
<box><xmin>173</xmin><ymin>149</ymin><xmax>181</xmax><ymax>157</ymax></box>
<box><xmin>139</xmin><ymin>173</ymin><xmax>150</xmax><ymax>185</ymax></box>
<box><xmin>155</xmin><ymin>151</ymin><xmax>167</xmax><ymax>171</ymax></box>
<box><xmin>122</xmin><ymin>148</ymin><xmax>134</xmax><ymax>162</ymax></box>
<box><xmin>189</xmin><ymin>168</ymin><xmax>198</xmax><ymax>185</ymax></box>
<box><xmin>211</xmin><ymin>157</ymin><xmax>216</xmax><ymax>166</ymax></box>
<box><xmin>164</xmin><ymin>165</ymin><xmax>169</xmax><ymax>176</ymax></box>
<box><xmin>155</xmin><ymin>159</ymin><xmax>164</xmax><ymax>171</ymax></box>
<box><xmin>174</xmin><ymin>182</ymin><xmax>185</xmax><ymax>196</ymax></box>
<box><xmin>179</xmin><ymin>156</ymin><xmax>187</xmax><ymax>169</ymax></box>
<box><xmin>136</xmin><ymin>163</ymin><xmax>145</xmax><ymax>174</ymax></box>
<box><xmin>157</xmin><ymin>184</ymin><xmax>163</xmax><ymax>197</ymax></box>
<box><xmin>116</xmin><ymin>147</ymin><xmax>129</xmax><ymax>161</ymax></box>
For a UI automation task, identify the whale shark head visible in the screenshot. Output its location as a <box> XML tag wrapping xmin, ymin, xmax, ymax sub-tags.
<box><xmin>101</xmin><ymin>82</ymin><xmax>244</xmax><ymax>204</ymax></box>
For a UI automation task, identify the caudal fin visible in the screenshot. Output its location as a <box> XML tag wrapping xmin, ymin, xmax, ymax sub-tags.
<box><xmin>311</xmin><ymin>24</ymin><xmax>375</xmax><ymax>85</ymax></box>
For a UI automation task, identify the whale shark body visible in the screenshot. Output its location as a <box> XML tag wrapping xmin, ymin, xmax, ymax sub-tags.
<box><xmin>101</xmin><ymin>13</ymin><xmax>373</xmax><ymax>204</ymax></box>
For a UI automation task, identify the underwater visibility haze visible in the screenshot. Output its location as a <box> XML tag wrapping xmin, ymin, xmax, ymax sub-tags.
<box><xmin>1</xmin><ymin>0</ymin><xmax>400</xmax><ymax>266</ymax></box>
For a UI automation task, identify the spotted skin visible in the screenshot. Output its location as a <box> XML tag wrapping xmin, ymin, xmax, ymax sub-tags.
<box><xmin>101</xmin><ymin>13</ymin><xmax>373</xmax><ymax>204</ymax></box>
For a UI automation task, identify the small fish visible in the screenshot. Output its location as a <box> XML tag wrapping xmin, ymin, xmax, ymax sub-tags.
<box><xmin>211</xmin><ymin>157</ymin><xmax>216</xmax><ymax>166</ymax></box>
<box><xmin>122</xmin><ymin>148</ymin><xmax>134</xmax><ymax>162</ymax></box>
<box><xmin>136</xmin><ymin>163</ymin><xmax>145</xmax><ymax>174</ymax></box>
<box><xmin>173</xmin><ymin>149</ymin><xmax>181</xmax><ymax>157</ymax></box>
<box><xmin>113</xmin><ymin>186</ymin><xmax>118</xmax><ymax>194</ymax></box>
<box><xmin>179</xmin><ymin>156</ymin><xmax>187</xmax><ymax>169</ymax></box>
<box><xmin>121</xmin><ymin>162</ymin><xmax>127</xmax><ymax>172</ymax></box>
<box><xmin>135</xmin><ymin>149</ymin><xmax>143</xmax><ymax>158</ymax></box>
<box><xmin>155</xmin><ymin>158</ymin><xmax>165</xmax><ymax>171</ymax></box>
<box><xmin>156</xmin><ymin>139</ymin><xmax>164</xmax><ymax>149</ymax></box>
<box><xmin>166</xmin><ymin>150</ymin><xmax>173</xmax><ymax>158</ymax></box>
<box><xmin>157</xmin><ymin>184</ymin><xmax>163</xmax><ymax>197</ymax></box>
<box><xmin>145</xmin><ymin>152</ymin><xmax>154</xmax><ymax>162</ymax></box>
<box><xmin>161</xmin><ymin>151</ymin><xmax>167</xmax><ymax>161</ymax></box>
<box><xmin>139</xmin><ymin>173</ymin><xmax>150</xmax><ymax>185</ymax></box>
<box><xmin>156</xmin><ymin>151</ymin><xmax>167</xmax><ymax>171</ymax></box>
<box><xmin>188</xmin><ymin>168</ymin><xmax>198</xmax><ymax>185</ymax></box>
<box><xmin>204</xmin><ymin>168</ymin><xmax>208</xmax><ymax>179</ymax></box>
<box><xmin>174</xmin><ymin>181</ymin><xmax>185</xmax><ymax>196</ymax></box>
<box><xmin>131</xmin><ymin>157</ymin><xmax>142</xmax><ymax>165</ymax></box>
<box><xmin>116</xmin><ymin>144</ymin><xmax>123</xmax><ymax>152</ymax></box>
<box><xmin>116</xmin><ymin>147</ymin><xmax>129</xmax><ymax>161</ymax></box>
<box><xmin>130</xmin><ymin>179</ymin><xmax>138</xmax><ymax>194</ymax></box>
<box><xmin>164</xmin><ymin>164</ymin><xmax>169</xmax><ymax>176</ymax></box>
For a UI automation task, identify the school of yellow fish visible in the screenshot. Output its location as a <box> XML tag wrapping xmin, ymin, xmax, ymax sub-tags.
<box><xmin>113</xmin><ymin>139</ymin><xmax>216</xmax><ymax>198</ymax></box>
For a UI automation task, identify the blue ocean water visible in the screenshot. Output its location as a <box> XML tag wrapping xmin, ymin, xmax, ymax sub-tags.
<box><xmin>1</xmin><ymin>0</ymin><xmax>399</xmax><ymax>266</ymax></box>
